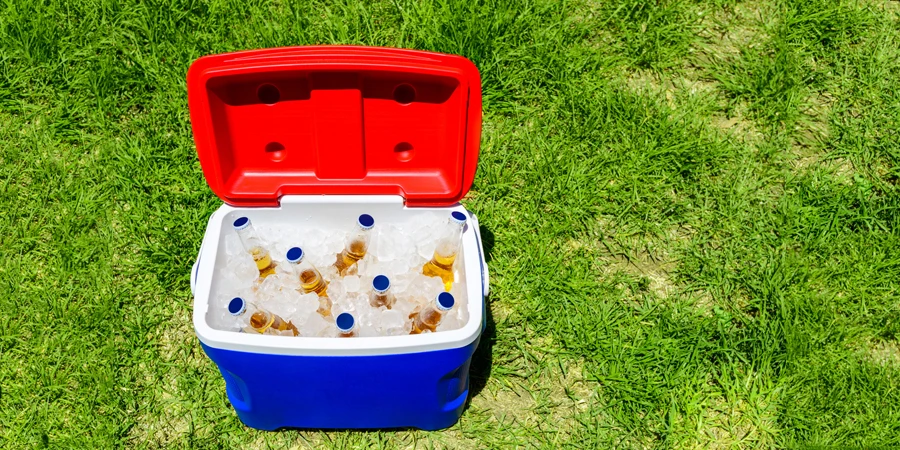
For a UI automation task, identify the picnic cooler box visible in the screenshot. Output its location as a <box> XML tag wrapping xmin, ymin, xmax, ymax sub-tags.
<box><xmin>186</xmin><ymin>46</ymin><xmax>488</xmax><ymax>430</ymax></box>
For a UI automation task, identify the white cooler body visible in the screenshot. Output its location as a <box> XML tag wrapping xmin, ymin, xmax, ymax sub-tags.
<box><xmin>190</xmin><ymin>195</ymin><xmax>488</xmax><ymax>430</ymax></box>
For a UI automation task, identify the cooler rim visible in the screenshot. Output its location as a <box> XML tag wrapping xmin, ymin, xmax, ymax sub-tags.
<box><xmin>191</xmin><ymin>195</ymin><xmax>487</xmax><ymax>356</ymax></box>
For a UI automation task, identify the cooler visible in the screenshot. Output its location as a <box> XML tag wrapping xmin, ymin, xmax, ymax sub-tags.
<box><xmin>186</xmin><ymin>46</ymin><xmax>488</xmax><ymax>430</ymax></box>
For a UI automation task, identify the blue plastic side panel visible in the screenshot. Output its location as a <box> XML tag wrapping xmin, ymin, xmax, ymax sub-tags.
<box><xmin>200</xmin><ymin>336</ymin><xmax>481</xmax><ymax>431</ymax></box>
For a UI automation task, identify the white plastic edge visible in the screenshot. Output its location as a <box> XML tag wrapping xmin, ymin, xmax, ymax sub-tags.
<box><xmin>190</xmin><ymin>240</ymin><xmax>204</xmax><ymax>296</ymax></box>
<box><xmin>190</xmin><ymin>259</ymin><xmax>198</xmax><ymax>296</ymax></box>
<box><xmin>192</xmin><ymin>195</ymin><xmax>485</xmax><ymax>356</ymax></box>
<box><xmin>468</xmin><ymin>213</ymin><xmax>490</xmax><ymax>297</ymax></box>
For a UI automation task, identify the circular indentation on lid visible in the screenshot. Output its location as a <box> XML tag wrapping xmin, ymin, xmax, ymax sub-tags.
<box><xmin>336</xmin><ymin>313</ymin><xmax>355</xmax><ymax>331</ymax></box>
<box><xmin>393</xmin><ymin>83</ymin><xmax>416</xmax><ymax>105</ymax></box>
<box><xmin>358</xmin><ymin>214</ymin><xmax>375</xmax><ymax>229</ymax></box>
<box><xmin>394</xmin><ymin>142</ymin><xmax>414</xmax><ymax>162</ymax></box>
<box><xmin>286</xmin><ymin>247</ymin><xmax>304</xmax><ymax>263</ymax></box>
<box><xmin>257</xmin><ymin>84</ymin><xmax>280</xmax><ymax>105</ymax></box>
<box><xmin>228</xmin><ymin>297</ymin><xmax>246</xmax><ymax>316</ymax></box>
<box><xmin>233</xmin><ymin>217</ymin><xmax>250</xmax><ymax>230</ymax></box>
<box><xmin>372</xmin><ymin>275</ymin><xmax>390</xmax><ymax>293</ymax></box>
<box><xmin>437</xmin><ymin>292</ymin><xmax>455</xmax><ymax>310</ymax></box>
<box><xmin>265</xmin><ymin>141</ymin><xmax>286</xmax><ymax>162</ymax></box>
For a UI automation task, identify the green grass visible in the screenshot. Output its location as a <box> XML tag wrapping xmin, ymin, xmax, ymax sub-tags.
<box><xmin>2</xmin><ymin>0</ymin><xmax>900</xmax><ymax>448</ymax></box>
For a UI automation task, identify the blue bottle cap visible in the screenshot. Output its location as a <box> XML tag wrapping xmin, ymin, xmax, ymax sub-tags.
<box><xmin>358</xmin><ymin>214</ymin><xmax>375</xmax><ymax>230</ymax></box>
<box><xmin>372</xmin><ymin>275</ymin><xmax>391</xmax><ymax>293</ymax></box>
<box><xmin>336</xmin><ymin>313</ymin><xmax>355</xmax><ymax>332</ymax></box>
<box><xmin>228</xmin><ymin>297</ymin><xmax>246</xmax><ymax>316</ymax></box>
<box><xmin>450</xmin><ymin>211</ymin><xmax>467</xmax><ymax>225</ymax></box>
<box><xmin>286</xmin><ymin>247</ymin><xmax>304</xmax><ymax>263</ymax></box>
<box><xmin>233</xmin><ymin>217</ymin><xmax>251</xmax><ymax>230</ymax></box>
<box><xmin>436</xmin><ymin>292</ymin><xmax>455</xmax><ymax>311</ymax></box>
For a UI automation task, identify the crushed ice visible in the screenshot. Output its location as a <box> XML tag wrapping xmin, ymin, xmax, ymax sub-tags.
<box><xmin>208</xmin><ymin>212</ymin><xmax>470</xmax><ymax>337</ymax></box>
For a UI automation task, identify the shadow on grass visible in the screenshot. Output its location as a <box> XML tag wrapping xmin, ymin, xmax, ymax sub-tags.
<box><xmin>465</xmin><ymin>223</ymin><xmax>496</xmax><ymax>407</ymax></box>
<box><xmin>478</xmin><ymin>223</ymin><xmax>495</xmax><ymax>265</ymax></box>
<box><xmin>466</xmin><ymin>298</ymin><xmax>495</xmax><ymax>402</ymax></box>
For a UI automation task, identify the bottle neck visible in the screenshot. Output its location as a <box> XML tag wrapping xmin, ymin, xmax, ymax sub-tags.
<box><xmin>447</xmin><ymin>221</ymin><xmax>465</xmax><ymax>240</ymax></box>
<box><xmin>435</xmin><ymin>222</ymin><xmax>464</xmax><ymax>257</ymax></box>
<box><xmin>236</xmin><ymin>226</ymin><xmax>263</xmax><ymax>250</ymax></box>
<box><xmin>289</xmin><ymin>259</ymin><xmax>316</xmax><ymax>273</ymax></box>
<box><xmin>350</xmin><ymin>226</ymin><xmax>372</xmax><ymax>244</ymax></box>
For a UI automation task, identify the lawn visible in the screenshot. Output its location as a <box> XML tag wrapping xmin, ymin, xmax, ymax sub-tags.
<box><xmin>2</xmin><ymin>0</ymin><xmax>900</xmax><ymax>448</ymax></box>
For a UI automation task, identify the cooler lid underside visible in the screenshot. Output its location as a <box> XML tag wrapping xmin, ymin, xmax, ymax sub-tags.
<box><xmin>187</xmin><ymin>46</ymin><xmax>483</xmax><ymax>207</ymax></box>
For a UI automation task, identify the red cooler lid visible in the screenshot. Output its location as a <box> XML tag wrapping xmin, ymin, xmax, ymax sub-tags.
<box><xmin>187</xmin><ymin>46</ymin><xmax>482</xmax><ymax>207</ymax></box>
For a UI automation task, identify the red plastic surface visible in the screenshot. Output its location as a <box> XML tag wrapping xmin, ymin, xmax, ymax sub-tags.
<box><xmin>187</xmin><ymin>46</ymin><xmax>482</xmax><ymax>207</ymax></box>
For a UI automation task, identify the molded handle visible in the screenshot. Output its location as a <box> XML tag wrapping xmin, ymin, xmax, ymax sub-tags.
<box><xmin>190</xmin><ymin>240</ymin><xmax>206</xmax><ymax>296</ymax></box>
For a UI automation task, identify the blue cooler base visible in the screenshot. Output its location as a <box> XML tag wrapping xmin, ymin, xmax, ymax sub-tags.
<box><xmin>200</xmin><ymin>337</ymin><xmax>481</xmax><ymax>431</ymax></box>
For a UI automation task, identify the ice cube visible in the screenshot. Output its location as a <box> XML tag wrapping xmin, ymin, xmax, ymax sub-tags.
<box><xmin>411</xmin><ymin>214</ymin><xmax>447</xmax><ymax>247</ymax></box>
<box><xmin>303</xmin><ymin>228</ymin><xmax>326</xmax><ymax>248</ymax></box>
<box><xmin>407</xmin><ymin>253</ymin><xmax>425</xmax><ymax>269</ymax></box>
<box><xmin>256</xmin><ymin>274</ymin><xmax>282</xmax><ymax>299</ymax></box>
<box><xmin>393</xmin><ymin>296</ymin><xmax>421</xmax><ymax>321</ymax></box>
<box><xmin>325</xmin><ymin>232</ymin><xmax>346</xmax><ymax>255</ymax></box>
<box><xmin>226</xmin><ymin>252</ymin><xmax>260</xmax><ymax>287</ymax></box>
<box><xmin>224</xmin><ymin>233</ymin><xmax>243</xmax><ymax>257</ymax></box>
<box><xmin>327</xmin><ymin>279</ymin><xmax>345</xmax><ymax>299</ymax></box>
<box><xmin>417</xmin><ymin>241</ymin><xmax>436</xmax><ymax>261</ymax></box>
<box><xmin>358</xmin><ymin>259</ymin><xmax>388</xmax><ymax>278</ymax></box>
<box><xmin>437</xmin><ymin>308</ymin><xmax>461</xmax><ymax>332</ymax></box>
<box><xmin>357</xmin><ymin>304</ymin><xmax>380</xmax><ymax>329</ymax></box>
<box><xmin>343</xmin><ymin>275</ymin><xmax>360</xmax><ymax>292</ymax></box>
<box><xmin>320</xmin><ymin>264</ymin><xmax>340</xmax><ymax>283</ymax></box>
<box><xmin>405</xmin><ymin>274</ymin><xmax>445</xmax><ymax>301</ymax></box>
<box><xmin>295</xmin><ymin>292</ymin><xmax>321</xmax><ymax>313</ymax></box>
<box><xmin>404</xmin><ymin>212</ymin><xmax>442</xmax><ymax>237</ymax></box>
<box><xmin>258</xmin><ymin>226</ymin><xmax>292</xmax><ymax>260</ymax></box>
<box><xmin>335</xmin><ymin>292</ymin><xmax>367</xmax><ymax>314</ymax></box>
<box><xmin>391</xmin><ymin>272</ymin><xmax>415</xmax><ymax>293</ymax></box>
<box><xmin>330</xmin><ymin>290</ymin><xmax>358</xmax><ymax>315</ymax></box>
<box><xmin>424</xmin><ymin>276</ymin><xmax>446</xmax><ymax>297</ymax></box>
<box><xmin>294</xmin><ymin>300</ymin><xmax>320</xmax><ymax>323</ymax></box>
<box><xmin>276</xmin><ymin>267</ymin><xmax>301</xmax><ymax>290</ymax></box>
<box><xmin>387</xmin><ymin>259</ymin><xmax>409</xmax><ymax>276</ymax></box>
<box><xmin>379</xmin><ymin>309</ymin><xmax>411</xmax><ymax>336</ymax></box>
<box><xmin>300</xmin><ymin>311</ymin><xmax>330</xmax><ymax>337</ymax></box>
<box><xmin>449</xmin><ymin>283</ymin><xmax>469</xmax><ymax>328</ymax></box>
<box><xmin>214</xmin><ymin>269</ymin><xmax>242</xmax><ymax>295</ymax></box>
<box><xmin>309</xmin><ymin>250</ymin><xmax>332</xmax><ymax>270</ymax></box>
<box><xmin>266</xmin><ymin>286</ymin><xmax>302</xmax><ymax>318</ymax></box>
<box><xmin>357</xmin><ymin>325</ymin><xmax>379</xmax><ymax>338</ymax></box>
<box><xmin>375</xmin><ymin>230</ymin><xmax>400</xmax><ymax>261</ymax></box>
<box><xmin>356</xmin><ymin>257</ymin><xmax>371</xmax><ymax>277</ymax></box>
<box><xmin>343</xmin><ymin>262</ymin><xmax>359</xmax><ymax>276</ymax></box>
<box><xmin>209</xmin><ymin>296</ymin><xmax>235</xmax><ymax>331</ymax></box>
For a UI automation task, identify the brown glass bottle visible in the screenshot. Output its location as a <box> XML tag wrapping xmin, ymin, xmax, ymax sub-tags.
<box><xmin>368</xmin><ymin>274</ymin><xmax>396</xmax><ymax>309</ymax></box>
<box><xmin>334</xmin><ymin>214</ymin><xmax>374</xmax><ymax>276</ymax></box>
<box><xmin>422</xmin><ymin>212</ymin><xmax>466</xmax><ymax>291</ymax></box>
<box><xmin>286</xmin><ymin>247</ymin><xmax>332</xmax><ymax>317</ymax></box>
<box><xmin>228</xmin><ymin>297</ymin><xmax>298</xmax><ymax>336</ymax></box>
<box><xmin>233</xmin><ymin>216</ymin><xmax>277</xmax><ymax>279</ymax></box>
<box><xmin>335</xmin><ymin>312</ymin><xmax>357</xmax><ymax>338</ymax></box>
<box><xmin>410</xmin><ymin>292</ymin><xmax>455</xmax><ymax>335</ymax></box>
